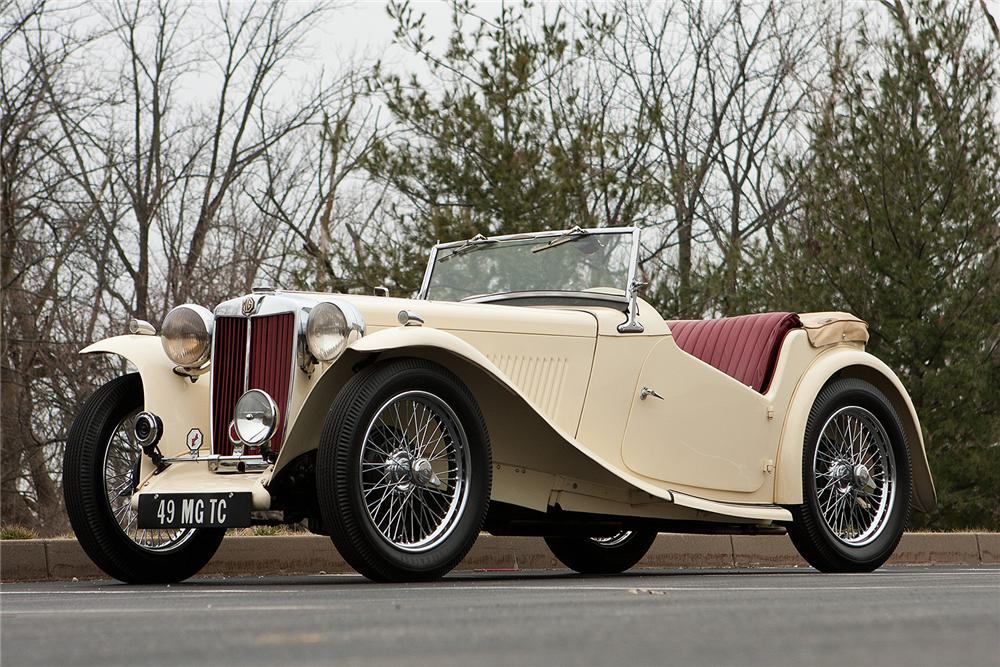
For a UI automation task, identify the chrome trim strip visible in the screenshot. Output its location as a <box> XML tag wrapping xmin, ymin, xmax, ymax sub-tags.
<box><xmin>626</xmin><ymin>227</ymin><xmax>640</xmax><ymax>295</ymax></box>
<box><xmin>214</xmin><ymin>292</ymin><xmax>341</xmax><ymax>318</ymax></box>
<box><xmin>161</xmin><ymin>453</ymin><xmax>271</xmax><ymax>473</ymax></box>
<box><xmin>618</xmin><ymin>228</ymin><xmax>644</xmax><ymax>333</ymax></box>
<box><xmin>162</xmin><ymin>453</ymin><xmax>265</xmax><ymax>463</ymax></box>
<box><xmin>213</xmin><ymin>458</ymin><xmax>271</xmax><ymax>473</ymax></box>
<box><xmin>243</xmin><ymin>318</ymin><xmax>251</xmax><ymax>394</ymax></box>
<box><xmin>418</xmin><ymin>245</ymin><xmax>438</xmax><ymax>300</ymax></box>
<box><xmin>208</xmin><ymin>323</ymin><xmax>218</xmax><ymax>456</ymax></box>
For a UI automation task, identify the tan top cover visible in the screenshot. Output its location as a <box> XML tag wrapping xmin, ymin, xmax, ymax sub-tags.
<box><xmin>799</xmin><ymin>311</ymin><xmax>869</xmax><ymax>347</ymax></box>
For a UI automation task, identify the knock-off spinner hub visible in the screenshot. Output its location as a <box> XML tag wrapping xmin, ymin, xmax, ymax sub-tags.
<box><xmin>384</xmin><ymin>450</ymin><xmax>444</xmax><ymax>491</ymax></box>
<box><xmin>830</xmin><ymin>461</ymin><xmax>851</xmax><ymax>483</ymax></box>
<box><xmin>412</xmin><ymin>458</ymin><xmax>436</xmax><ymax>487</ymax></box>
<box><xmin>386</xmin><ymin>451</ymin><xmax>412</xmax><ymax>487</ymax></box>
<box><xmin>829</xmin><ymin>460</ymin><xmax>874</xmax><ymax>495</ymax></box>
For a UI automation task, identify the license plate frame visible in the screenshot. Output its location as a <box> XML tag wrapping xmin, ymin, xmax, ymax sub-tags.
<box><xmin>137</xmin><ymin>492</ymin><xmax>252</xmax><ymax>529</ymax></box>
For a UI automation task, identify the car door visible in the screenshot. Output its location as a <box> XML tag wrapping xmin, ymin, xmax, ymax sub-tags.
<box><xmin>621</xmin><ymin>336</ymin><xmax>779</xmax><ymax>495</ymax></box>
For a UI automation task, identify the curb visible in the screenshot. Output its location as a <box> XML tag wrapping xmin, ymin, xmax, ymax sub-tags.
<box><xmin>1</xmin><ymin>533</ymin><xmax>995</xmax><ymax>582</ymax></box>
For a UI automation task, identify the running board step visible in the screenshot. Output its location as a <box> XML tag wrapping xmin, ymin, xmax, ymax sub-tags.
<box><xmin>668</xmin><ymin>490</ymin><xmax>793</xmax><ymax>522</ymax></box>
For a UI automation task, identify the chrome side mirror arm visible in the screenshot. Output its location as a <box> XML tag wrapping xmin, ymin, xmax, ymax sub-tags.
<box><xmin>618</xmin><ymin>279</ymin><xmax>646</xmax><ymax>334</ymax></box>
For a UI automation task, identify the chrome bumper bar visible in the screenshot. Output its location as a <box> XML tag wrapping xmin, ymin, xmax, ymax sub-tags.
<box><xmin>161</xmin><ymin>453</ymin><xmax>271</xmax><ymax>473</ymax></box>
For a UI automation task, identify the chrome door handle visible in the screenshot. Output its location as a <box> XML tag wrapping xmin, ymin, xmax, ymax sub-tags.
<box><xmin>640</xmin><ymin>386</ymin><xmax>664</xmax><ymax>401</ymax></box>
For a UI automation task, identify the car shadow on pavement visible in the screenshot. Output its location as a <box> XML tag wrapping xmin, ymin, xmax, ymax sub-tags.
<box><xmin>162</xmin><ymin>567</ymin><xmax>817</xmax><ymax>588</ymax></box>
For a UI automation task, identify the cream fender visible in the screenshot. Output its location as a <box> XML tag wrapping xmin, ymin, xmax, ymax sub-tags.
<box><xmin>775</xmin><ymin>347</ymin><xmax>936</xmax><ymax>512</ymax></box>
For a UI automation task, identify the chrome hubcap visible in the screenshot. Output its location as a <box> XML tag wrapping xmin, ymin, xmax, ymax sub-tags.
<box><xmin>359</xmin><ymin>391</ymin><xmax>470</xmax><ymax>553</ymax></box>
<box><xmin>103</xmin><ymin>411</ymin><xmax>193</xmax><ymax>552</ymax></box>
<box><xmin>814</xmin><ymin>406</ymin><xmax>897</xmax><ymax>546</ymax></box>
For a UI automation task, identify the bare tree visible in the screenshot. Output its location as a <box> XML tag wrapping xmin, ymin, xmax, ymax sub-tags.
<box><xmin>45</xmin><ymin>1</ymin><xmax>342</xmax><ymax>324</ymax></box>
<box><xmin>1</xmin><ymin>0</ymin><xmax>106</xmax><ymax>531</ymax></box>
<box><xmin>0</xmin><ymin>0</ymin><xmax>364</xmax><ymax>533</ymax></box>
<box><xmin>249</xmin><ymin>73</ymin><xmax>390</xmax><ymax>294</ymax></box>
<box><xmin>590</xmin><ymin>0</ymin><xmax>824</xmax><ymax>316</ymax></box>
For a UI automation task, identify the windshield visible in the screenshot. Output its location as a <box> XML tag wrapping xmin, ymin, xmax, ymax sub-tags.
<box><xmin>421</xmin><ymin>228</ymin><xmax>637</xmax><ymax>302</ymax></box>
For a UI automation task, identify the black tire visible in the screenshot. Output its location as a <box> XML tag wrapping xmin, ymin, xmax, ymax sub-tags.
<box><xmin>545</xmin><ymin>530</ymin><xmax>658</xmax><ymax>574</ymax></box>
<box><xmin>316</xmin><ymin>359</ymin><xmax>492</xmax><ymax>582</ymax></box>
<box><xmin>787</xmin><ymin>378</ymin><xmax>911</xmax><ymax>572</ymax></box>
<box><xmin>63</xmin><ymin>374</ymin><xmax>225</xmax><ymax>583</ymax></box>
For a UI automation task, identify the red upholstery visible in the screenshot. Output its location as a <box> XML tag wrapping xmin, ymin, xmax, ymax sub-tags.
<box><xmin>666</xmin><ymin>312</ymin><xmax>801</xmax><ymax>393</ymax></box>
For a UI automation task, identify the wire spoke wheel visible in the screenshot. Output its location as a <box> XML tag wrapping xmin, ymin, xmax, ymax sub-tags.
<box><xmin>358</xmin><ymin>390</ymin><xmax>471</xmax><ymax>553</ymax></box>
<box><xmin>65</xmin><ymin>374</ymin><xmax>225</xmax><ymax>583</ymax></box>
<box><xmin>590</xmin><ymin>531</ymin><xmax>634</xmax><ymax>547</ymax></box>
<box><xmin>813</xmin><ymin>405</ymin><xmax>897</xmax><ymax>547</ymax></box>
<box><xmin>102</xmin><ymin>410</ymin><xmax>192</xmax><ymax>552</ymax></box>
<box><xmin>318</xmin><ymin>360</ymin><xmax>491</xmax><ymax>582</ymax></box>
<box><xmin>546</xmin><ymin>529</ymin><xmax>657</xmax><ymax>574</ymax></box>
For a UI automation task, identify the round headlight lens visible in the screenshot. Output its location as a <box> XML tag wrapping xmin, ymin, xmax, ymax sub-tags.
<box><xmin>233</xmin><ymin>389</ymin><xmax>278</xmax><ymax>446</ymax></box>
<box><xmin>306</xmin><ymin>302</ymin><xmax>351</xmax><ymax>362</ymax></box>
<box><xmin>160</xmin><ymin>304</ymin><xmax>214</xmax><ymax>367</ymax></box>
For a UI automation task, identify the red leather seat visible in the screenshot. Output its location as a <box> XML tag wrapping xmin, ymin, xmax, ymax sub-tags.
<box><xmin>666</xmin><ymin>312</ymin><xmax>801</xmax><ymax>393</ymax></box>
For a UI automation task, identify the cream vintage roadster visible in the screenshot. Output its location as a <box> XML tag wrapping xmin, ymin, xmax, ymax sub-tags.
<box><xmin>64</xmin><ymin>227</ymin><xmax>935</xmax><ymax>582</ymax></box>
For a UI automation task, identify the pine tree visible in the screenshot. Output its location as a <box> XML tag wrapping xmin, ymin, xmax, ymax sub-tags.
<box><xmin>756</xmin><ymin>0</ymin><xmax>1000</xmax><ymax>528</ymax></box>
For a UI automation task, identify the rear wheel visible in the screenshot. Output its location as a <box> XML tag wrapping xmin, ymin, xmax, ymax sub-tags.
<box><xmin>316</xmin><ymin>359</ymin><xmax>492</xmax><ymax>582</ymax></box>
<box><xmin>545</xmin><ymin>530</ymin><xmax>658</xmax><ymax>574</ymax></box>
<box><xmin>63</xmin><ymin>374</ymin><xmax>225</xmax><ymax>583</ymax></box>
<box><xmin>787</xmin><ymin>378</ymin><xmax>911</xmax><ymax>572</ymax></box>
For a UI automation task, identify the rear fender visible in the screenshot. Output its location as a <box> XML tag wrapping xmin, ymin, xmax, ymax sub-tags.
<box><xmin>774</xmin><ymin>347</ymin><xmax>936</xmax><ymax>512</ymax></box>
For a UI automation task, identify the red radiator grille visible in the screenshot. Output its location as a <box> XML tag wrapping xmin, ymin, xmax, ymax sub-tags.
<box><xmin>248</xmin><ymin>313</ymin><xmax>295</xmax><ymax>453</ymax></box>
<box><xmin>211</xmin><ymin>317</ymin><xmax>246</xmax><ymax>456</ymax></box>
<box><xmin>211</xmin><ymin>313</ymin><xmax>295</xmax><ymax>456</ymax></box>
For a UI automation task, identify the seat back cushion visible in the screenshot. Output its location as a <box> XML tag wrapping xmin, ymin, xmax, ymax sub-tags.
<box><xmin>666</xmin><ymin>312</ymin><xmax>802</xmax><ymax>393</ymax></box>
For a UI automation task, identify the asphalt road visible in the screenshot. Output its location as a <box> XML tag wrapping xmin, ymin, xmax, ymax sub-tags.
<box><xmin>2</xmin><ymin>567</ymin><xmax>998</xmax><ymax>667</ymax></box>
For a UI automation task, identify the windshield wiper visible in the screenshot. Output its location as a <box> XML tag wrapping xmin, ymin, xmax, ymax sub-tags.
<box><xmin>437</xmin><ymin>234</ymin><xmax>497</xmax><ymax>262</ymax></box>
<box><xmin>530</xmin><ymin>226</ymin><xmax>589</xmax><ymax>253</ymax></box>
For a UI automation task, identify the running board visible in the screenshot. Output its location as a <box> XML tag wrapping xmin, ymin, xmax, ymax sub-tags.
<box><xmin>668</xmin><ymin>490</ymin><xmax>793</xmax><ymax>522</ymax></box>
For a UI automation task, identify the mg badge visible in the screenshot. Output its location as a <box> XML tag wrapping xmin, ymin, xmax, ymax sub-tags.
<box><xmin>241</xmin><ymin>296</ymin><xmax>256</xmax><ymax>317</ymax></box>
<box><xmin>186</xmin><ymin>428</ymin><xmax>204</xmax><ymax>455</ymax></box>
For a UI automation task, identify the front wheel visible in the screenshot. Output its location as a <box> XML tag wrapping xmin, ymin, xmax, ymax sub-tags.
<box><xmin>63</xmin><ymin>374</ymin><xmax>225</xmax><ymax>583</ymax></box>
<box><xmin>316</xmin><ymin>359</ymin><xmax>492</xmax><ymax>582</ymax></box>
<box><xmin>545</xmin><ymin>530</ymin><xmax>658</xmax><ymax>574</ymax></box>
<box><xmin>787</xmin><ymin>378</ymin><xmax>912</xmax><ymax>572</ymax></box>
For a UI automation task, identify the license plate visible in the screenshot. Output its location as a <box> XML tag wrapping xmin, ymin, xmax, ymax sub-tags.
<box><xmin>137</xmin><ymin>492</ymin><xmax>252</xmax><ymax>529</ymax></box>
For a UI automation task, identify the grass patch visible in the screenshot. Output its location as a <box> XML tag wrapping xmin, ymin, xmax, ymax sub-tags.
<box><xmin>0</xmin><ymin>524</ymin><xmax>38</xmax><ymax>540</ymax></box>
<box><xmin>229</xmin><ymin>524</ymin><xmax>309</xmax><ymax>537</ymax></box>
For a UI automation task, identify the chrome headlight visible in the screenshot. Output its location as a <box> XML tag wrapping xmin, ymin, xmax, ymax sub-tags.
<box><xmin>233</xmin><ymin>389</ymin><xmax>278</xmax><ymax>445</ymax></box>
<box><xmin>160</xmin><ymin>304</ymin><xmax>214</xmax><ymax>367</ymax></box>
<box><xmin>305</xmin><ymin>301</ymin><xmax>363</xmax><ymax>362</ymax></box>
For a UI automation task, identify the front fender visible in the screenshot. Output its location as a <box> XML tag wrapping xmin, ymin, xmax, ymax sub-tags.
<box><xmin>349</xmin><ymin>326</ymin><xmax>512</xmax><ymax>386</ymax></box>
<box><xmin>81</xmin><ymin>336</ymin><xmax>211</xmax><ymax>459</ymax></box>
<box><xmin>277</xmin><ymin>326</ymin><xmax>687</xmax><ymax>508</ymax></box>
<box><xmin>774</xmin><ymin>347</ymin><xmax>936</xmax><ymax>512</ymax></box>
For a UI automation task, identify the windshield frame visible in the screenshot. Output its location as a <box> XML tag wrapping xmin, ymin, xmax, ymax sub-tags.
<box><xmin>417</xmin><ymin>227</ymin><xmax>641</xmax><ymax>302</ymax></box>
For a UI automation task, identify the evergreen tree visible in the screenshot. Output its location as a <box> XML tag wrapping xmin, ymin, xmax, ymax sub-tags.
<box><xmin>753</xmin><ymin>0</ymin><xmax>1000</xmax><ymax>528</ymax></box>
<box><xmin>361</xmin><ymin>1</ymin><xmax>655</xmax><ymax>292</ymax></box>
